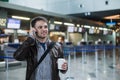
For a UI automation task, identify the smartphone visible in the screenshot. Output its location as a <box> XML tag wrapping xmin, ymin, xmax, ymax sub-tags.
<box><xmin>33</xmin><ymin>31</ymin><xmax>37</xmax><ymax>36</ymax></box>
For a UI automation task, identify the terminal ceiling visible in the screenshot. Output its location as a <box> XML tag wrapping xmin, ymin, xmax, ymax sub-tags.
<box><xmin>0</xmin><ymin>1</ymin><xmax>120</xmax><ymax>30</ymax></box>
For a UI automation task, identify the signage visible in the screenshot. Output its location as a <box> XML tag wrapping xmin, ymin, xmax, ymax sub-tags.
<box><xmin>0</xmin><ymin>8</ymin><xmax>7</xmax><ymax>28</ymax></box>
<box><xmin>7</xmin><ymin>18</ymin><xmax>21</xmax><ymax>29</ymax></box>
<box><xmin>0</xmin><ymin>18</ymin><xmax>7</xmax><ymax>27</ymax></box>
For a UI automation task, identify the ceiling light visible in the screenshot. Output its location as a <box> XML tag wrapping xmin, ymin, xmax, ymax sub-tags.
<box><xmin>104</xmin><ymin>15</ymin><xmax>120</xmax><ymax>19</ymax></box>
<box><xmin>64</xmin><ymin>22</ymin><xmax>74</xmax><ymax>26</ymax></box>
<box><xmin>76</xmin><ymin>24</ymin><xmax>80</xmax><ymax>27</ymax></box>
<box><xmin>99</xmin><ymin>27</ymin><xmax>103</xmax><ymax>30</ymax></box>
<box><xmin>84</xmin><ymin>25</ymin><xmax>91</xmax><ymax>28</ymax></box>
<box><xmin>85</xmin><ymin>12</ymin><xmax>91</xmax><ymax>16</ymax></box>
<box><xmin>12</xmin><ymin>16</ymin><xmax>30</xmax><ymax>20</ymax></box>
<box><xmin>117</xmin><ymin>23</ymin><xmax>120</xmax><ymax>25</ymax></box>
<box><xmin>103</xmin><ymin>28</ymin><xmax>108</xmax><ymax>30</ymax></box>
<box><xmin>54</xmin><ymin>21</ymin><xmax>62</xmax><ymax>24</ymax></box>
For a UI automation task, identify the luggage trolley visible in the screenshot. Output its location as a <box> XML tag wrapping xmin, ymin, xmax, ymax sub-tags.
<box><xmin>63</xmin><ymin>42</ymin><xmax>75</xmax><ymax>80</ymax></box>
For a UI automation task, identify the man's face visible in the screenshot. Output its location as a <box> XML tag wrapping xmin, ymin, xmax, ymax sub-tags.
<box><xmin>34</xmin><ymin>20</ymin><xmax>48</xmax><ymax>39</ymax></box>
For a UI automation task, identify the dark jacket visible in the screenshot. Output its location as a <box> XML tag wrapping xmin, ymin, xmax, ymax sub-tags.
<box><xmin>14</xmin><ymin>37</ymin><xmax>67</xmax><ymax>80</ymax></box>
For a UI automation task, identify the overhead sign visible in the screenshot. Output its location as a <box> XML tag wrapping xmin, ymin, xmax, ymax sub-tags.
<box><xmin>0</xmin><ymin>18</ymin><xmax>7</xmax><ymax>27</ymax></box>
<box><xmin>0</xmin><ymin>8</ymin><xmax>7</xmax><ymax>28</ymax></box>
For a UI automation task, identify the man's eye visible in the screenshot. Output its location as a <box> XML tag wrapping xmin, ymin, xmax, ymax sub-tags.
<box><xmin>38</xmin><ymin>26</ymin><xmax>42</xmax><ymax>29</ymax></box>
<box><xmin>45</xmin><ymin>26</ymin><xmax>48</xmax><ymax>28</ymax></box>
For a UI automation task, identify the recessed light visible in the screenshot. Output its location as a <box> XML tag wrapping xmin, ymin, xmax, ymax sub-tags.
<box><xmin>12</xmin><ymin>16</ymin><xmax>30</xmax><ymax>20</ymax></box>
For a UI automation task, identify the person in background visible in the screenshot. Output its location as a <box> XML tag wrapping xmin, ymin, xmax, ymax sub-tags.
<box><xmin>14</xmin><ymin>16</ymin><xmax>68</xmax><ymax>80</ymax></box>
<box><xmin>57</xmin><ymin>36</ymin><xmax>65</xmax><ymax>45</ymax></box>
<box><xmin>77</xmin><ymin>38</ymin><xmax>85</xmax><ymax>46</ymax></box>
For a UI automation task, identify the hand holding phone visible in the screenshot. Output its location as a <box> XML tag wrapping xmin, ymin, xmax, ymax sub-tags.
<box><xmin>29</xmin><ymin>28</ymin><xmax>37</xmax><ymax>38</ymax></box>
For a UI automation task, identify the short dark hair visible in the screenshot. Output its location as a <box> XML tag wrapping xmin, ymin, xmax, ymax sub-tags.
<box><xmin>30</xmin><ymin>16</ymin><xmax>48</xmax><ymax>27</ymax></box>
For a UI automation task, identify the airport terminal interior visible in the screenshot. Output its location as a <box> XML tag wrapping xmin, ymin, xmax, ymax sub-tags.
<box><xmin>0</xmin><ymin>0</ymin><xmax>120</xmax><ymax>80</ymax></box>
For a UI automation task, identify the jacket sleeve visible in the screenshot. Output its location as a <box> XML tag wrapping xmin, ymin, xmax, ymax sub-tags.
<box><xmin>56</xmin><ymin>43</ymin><xmax>68</xmax><ymax>73</ymax></box>
<box><xmin>60</xmin><ymin>49</ymin><xmax>68</xmax><ymax>73</ymax></box>
<box><xmin>13</xmin><ymin>37</ymin><xmax>35</xmax><ymax>61</ymax></box>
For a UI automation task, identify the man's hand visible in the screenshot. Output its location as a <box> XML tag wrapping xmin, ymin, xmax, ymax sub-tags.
<box><xmin>29</xmin><ymin>28</ymin><xmax>37</xmax><ymax>39</ymax></box>
<box><xmin>61</xmin><ymin>60</ymin><xmax>68</xmax><ymax>70</ymax></box>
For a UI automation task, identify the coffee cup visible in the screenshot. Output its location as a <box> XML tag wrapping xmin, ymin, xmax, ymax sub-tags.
<box><xmin>57</xmin><ymin>58</ymin><xmax>66</xmax><ymax>70</ymax></box>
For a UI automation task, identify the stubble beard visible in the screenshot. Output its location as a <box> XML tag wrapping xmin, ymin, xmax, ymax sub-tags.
<box><xmin>36</xmin><ymin>33</ymin><xmax>47</xmax><ymax>40</ymax></box>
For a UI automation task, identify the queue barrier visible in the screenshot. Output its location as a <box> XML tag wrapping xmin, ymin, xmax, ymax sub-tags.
<box><xmin>0</xmin><ymin>44</ymin><xmax>117</xmax><ymax>80</ymax></box>
<box><xmin>65</xmin><ymin>45</ymin><xmax>116</xmax><ymax>53</ymax></box>
<box><xmin>0</xmin><ymin>43</ymin><xmax>20</xmax><ymax>71</ymax></box>
<box><xmin>63</xmin><ymin>46</ymin><xmax>75</xmax><ymax>55</ymax></box>
<box><xmin>0</xmin><ymin>56</ymin><xmax>13</xmax><ymax>59</ymax></box>
<box><xmin>75</xmin><ymin>45</ymin><xmax>95</xmax><ymax>53</ymax></box>
<box><xmin>63</xmin><ymin>44</ymin><xmax>116</xmax><ymax>80</ymax></box>
<box><xmin>105</xmin><ymin>45</ymin><xmax>116</xmax><ymax>50</ymax></box>
<box><xmin>63</xmin><ymin>46</ymin><xmax>75</xmax><ymax>80</ymax></box>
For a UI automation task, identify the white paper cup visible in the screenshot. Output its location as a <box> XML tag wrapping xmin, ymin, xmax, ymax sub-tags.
<box><xmin>57</xmin><ymin>58</ymin><xmax>66</xmax><ymax>70</ymax></box>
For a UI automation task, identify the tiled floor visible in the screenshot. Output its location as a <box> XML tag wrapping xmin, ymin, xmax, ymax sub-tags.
<box><xmin>0</xmin><ymin>52</ymin><xmax>120</xmax><ymax>80</ymax></box>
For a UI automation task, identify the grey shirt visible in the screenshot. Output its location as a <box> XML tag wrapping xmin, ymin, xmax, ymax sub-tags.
<box><xmin>35</xmin><ymin>41</ymin><xmax>52</xmax><ymax>80</ymax></box>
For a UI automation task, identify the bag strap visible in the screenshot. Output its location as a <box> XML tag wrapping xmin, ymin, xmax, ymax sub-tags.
<box><xmin>36</xmin><ymin>41</ymin><xmax>55</xmax><ymax>68</ymax></box>
<box><xmin>29</xmin><ymin>41</ymin><xmax>56</xmax><ymax>80</ymax></box>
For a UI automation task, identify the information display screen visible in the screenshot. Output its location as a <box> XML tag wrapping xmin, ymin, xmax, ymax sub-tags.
<box><xmin>67</xmin><ymin>26</ymin><xmax>74</xmax><ymax>32</ymax></box>
<box><xmin>7</xmin><ymin>18</ymin><xmax>21</xmax><ymax>29</ymax></box>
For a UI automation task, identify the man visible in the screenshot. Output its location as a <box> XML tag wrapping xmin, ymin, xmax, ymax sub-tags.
<box><xmin>14</xmin><ymin>16</ymin><xmax>68</xmax><ymax>80</ymax></box>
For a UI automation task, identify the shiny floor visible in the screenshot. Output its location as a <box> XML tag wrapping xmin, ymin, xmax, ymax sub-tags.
<box><xmin>0</xmin><ymin>52</ymin><xmax>120</xmax><ymax>80</ymax></box>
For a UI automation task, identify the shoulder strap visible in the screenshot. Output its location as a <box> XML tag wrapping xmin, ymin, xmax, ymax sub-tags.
<box><xmin>29</xmin><ymin>41</ymin><xmax>56</xmax><ymax>80</ymax></box>
<box><xmin>37</xmin><ymin>41</ymin><xmax>55</xmax><ymax>67</ymax></box>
